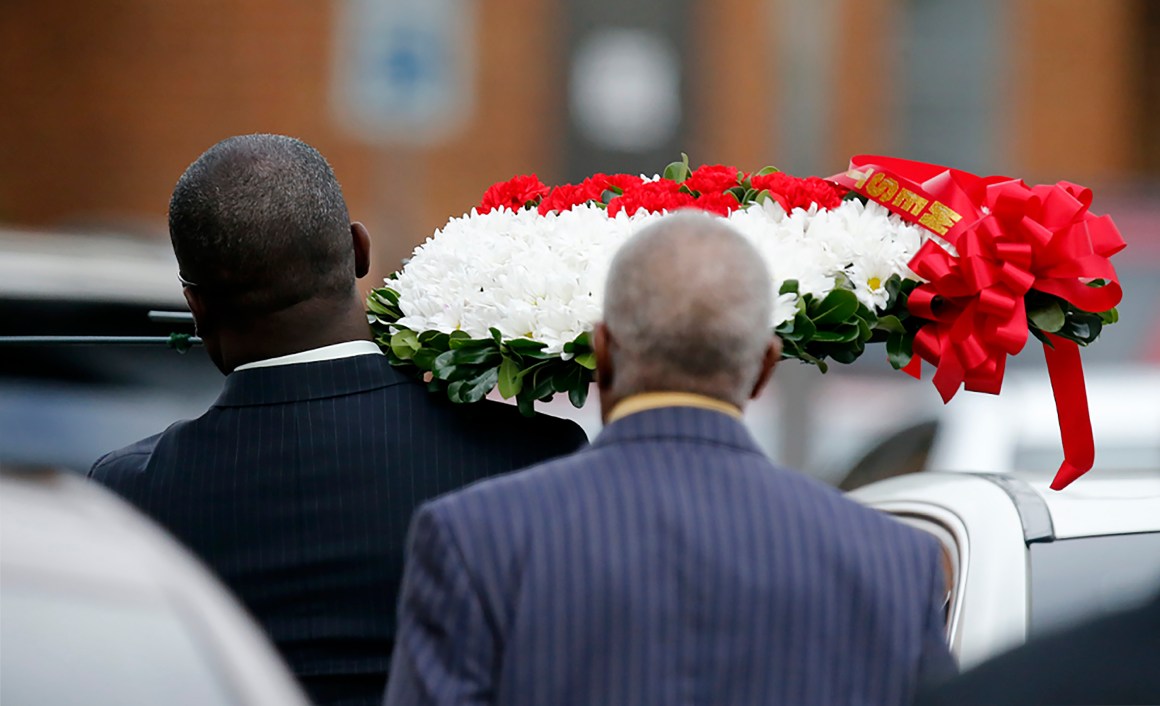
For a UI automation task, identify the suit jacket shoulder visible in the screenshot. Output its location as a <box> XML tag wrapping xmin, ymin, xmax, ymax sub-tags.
<box><xmin>429</xmin><ymin>415</ymin><xmax>937</xmax><ymax>564</ymax></box>
<box><xmin>89</xmin><ymin>429</ymin><xmax>167</xmax><ymax>481</ymax></box>
<box><xmin>437</xmin><ymin>397</ymin><xmax>589</xmax><ymax>456</ymax></box>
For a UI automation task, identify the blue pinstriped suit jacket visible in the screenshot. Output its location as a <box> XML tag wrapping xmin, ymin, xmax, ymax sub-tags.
<box><xmin>88</xmin><ymin>354</ymin><xmax>587</xmax><ymax>706</ymax></box>
<box><xmin>385</xmin><ymin>405</ymin><xmax>956</xmax><ymax>706</ymax></box>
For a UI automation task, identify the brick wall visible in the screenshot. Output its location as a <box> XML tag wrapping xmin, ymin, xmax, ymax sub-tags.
<box><xmin>1009</xmin><ymin>0</ymin><xmax>1140</xmax><ymax>183</ymax></box>
<box><xmin>0</xmin><ymin>0</ymin><xmax>558</xmax><ymax>276</ymax></box>
<box><xmin>1</xmin><ymin>0</ymin><xmax>1153</xmax><ymax>272</ymax></box>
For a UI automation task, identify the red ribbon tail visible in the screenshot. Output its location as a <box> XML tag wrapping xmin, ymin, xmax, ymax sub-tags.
<box><xmin>1043</xmin><ymin>335</ymin><xmax>1095</xmax><ymax>490</ymax></box>
<box><xmin>902</xmin><ymin>355</ymin><xmax>922</xmax><ymax>380</ymax></box>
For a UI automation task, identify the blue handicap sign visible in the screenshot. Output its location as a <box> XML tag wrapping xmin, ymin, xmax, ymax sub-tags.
<box><xmin>332</xmin><ymin>0</ymin><xmax>474</xmax><ymax>144</ymax></box>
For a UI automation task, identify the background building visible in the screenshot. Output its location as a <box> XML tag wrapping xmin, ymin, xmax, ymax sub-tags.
<box><xmin>4</xmin><ymin>0</ymin><xmax>1157</xmax><ymax>264</ymax></box>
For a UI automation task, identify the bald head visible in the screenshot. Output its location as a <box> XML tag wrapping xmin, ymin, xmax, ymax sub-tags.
<box><xmin>600</xmin><ymin>211</ymin><xmax>778</xmax><ymax>407</ymax></box>
<box><xmin>169</xmin><ymin>134</ymin><xmax>355</xmax><ymax>318</ymax></box>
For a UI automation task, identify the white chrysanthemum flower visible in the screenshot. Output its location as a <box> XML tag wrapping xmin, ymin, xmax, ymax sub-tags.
<box><xmin>393</xmin><ymin>204</ymin><xmax>664</xmax><ymax>353</ymax></box>
<box><xmin>727</xmin><ymin>201</ymin><xmax>841</xmax><ymax>325</ymax></box>
<box><xmin>802</xmin><ymin>200</ymin><xmax>929</xmax><ymax>309</ymax></box>
<box><xmin>389</xmin><ymin>197</ymin><xmax>929</xmax><ymax>351</ymax></box>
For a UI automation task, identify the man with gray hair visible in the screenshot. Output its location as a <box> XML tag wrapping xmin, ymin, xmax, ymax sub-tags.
<box><xmin>385</xmin><ymin>211</ymin><xmax>955</xmax><ymax>706</ymax></box>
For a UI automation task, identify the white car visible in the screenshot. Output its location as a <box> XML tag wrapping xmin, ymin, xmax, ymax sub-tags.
<box><xmin>0</xmin><ymin>467</ymin><xmax>311</xmax><ymax>706</ymax></box>
<box><xmin>924</xmin><ymin>367</ymin><xmax>1160</xmax><ymax>474</ymax></box>
<box><xmin>849</xmin><ymin>468</ymin><xmax>1160</xmax><ymax>670</ymax></box>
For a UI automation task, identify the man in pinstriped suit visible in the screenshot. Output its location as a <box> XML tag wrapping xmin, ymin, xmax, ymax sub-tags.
<box><xmin>89</xmin><ymin>135</ymin><xmax>587</xmax><ymax>706</ymax></box>
<box><xmin>385</xmin><ymin>212</ymin><xmax>956</xmax><ymax>706</ymax></box>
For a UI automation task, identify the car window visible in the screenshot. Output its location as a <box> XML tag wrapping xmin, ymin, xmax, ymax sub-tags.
<box><xmin>1029</xmin><ymin>532</ymin><xmax>1160</xmax><ymax>636</ymax></box>
<box><xmin>1</xmin><ymin>584</ymin><xmax>237</xmax><ymax>706</ymax></box>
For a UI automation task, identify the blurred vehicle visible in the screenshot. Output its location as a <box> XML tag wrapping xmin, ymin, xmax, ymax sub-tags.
<box><xmin>838</xmin><ymin>365</ymin><xmax>1160</xmax><ymax>490</ymax></box>
<box><xmin>926</xmin><ymin>367</ymin><xmax>1160</xmax><ymax>474</ymax></box>
<box><xmin>0</xmin><ymin>228</ymin><xmax>221</xmax><ymax>472</ymax></box>
<box><xmin>0</xmin><ymin>227</ymin><xmax>185</xmax><ymax>305</ymax></box>
<box><xmin>848</xmin><ymin>468</ymin><xmax>1160</xmax><ymax>670</ymax></box>
<box><xmin>0</xmin><ymin>465</ymin><xmax>311</xmax><ymax>706</ymax></box>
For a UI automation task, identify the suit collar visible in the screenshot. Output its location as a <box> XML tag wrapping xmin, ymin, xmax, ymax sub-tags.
<box><xmin>232</xmin><ymin>340</ymin><xmax>383</xmax><ymax>372</ymax></box>
<box><xmin>606</xmin><ymin>392</ymin><xmax>743</xmax><ymax>424</ymax></box>
<box><xmin>214</xmin><ymin>353</ymin><xmax>411</xmax><ymax>407</ymax></box>
<box><xmin>591</xmin><ymin>405</ymin><xmax>766</xmax><ymax>457</ymax></box>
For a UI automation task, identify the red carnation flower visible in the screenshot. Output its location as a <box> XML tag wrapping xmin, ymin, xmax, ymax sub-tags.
<box><xmin>607</xmin><ymin>179</ymin><xmax>694</xmax><ymax>216</ymax></box>
<box><xmin>478</xmin><ymin>174</ymin><xmax>550</xmax><ymax>214</ymax></box>
<box><xmin>749</xmin><ymin>172</ymin><xmax>846</xmax><ymax>211</ymax></box>
<box><xmin>582</xmin><ymin>173</ymin><xmax>644</xmax><ymax>199</ymax></box>
<box><xmin>538</xmin><ymin>183</ymin><xmax>599</xmax><ymax>215</ymax></box>
<box><xmin>685</xmin><ymin>164</ymin><xmax>744</xmax><ymax>196</ymax></box>
<box><xmin>692</xmin><ymin>191</ymin><xmax>741</xmax><ymax>216</ymax></box>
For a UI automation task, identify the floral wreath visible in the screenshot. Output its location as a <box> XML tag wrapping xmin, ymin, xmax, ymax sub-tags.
<box><xmin>368</xmin><ymin>154</ymin><xmax>1125</xmax><ymax>489</ymax></box>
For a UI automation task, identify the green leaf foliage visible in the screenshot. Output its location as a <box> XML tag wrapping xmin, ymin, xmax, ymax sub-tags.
<box><xmin>389</xmin><ymin>329</ymin><xmax>420</xmax><ymax>360</ymax></box>
<box><xmin>412</xmin><ymin>348</ymin><xmax>442</xmax><ymax>370</ymax></box>
<box><xmin>505</xmin><ymin>337</ymin><xmax>552</xmax><ymax>360</ymax></box>
<box><xmin>448</xmin><ymin>335</ymin><xmax>496</xmax><ymax>350</ymax></box>
<box><xmin>663</xmin><ymin>153</ymin><xmax>692</xmax><ymax>183</ymax></box>
<box><xmin>432</xmin><ymin>346</ymin><xmax>503</xmax><ymax>383</ymax></box>
<box><xmin>874</xmin><ymin>315</ymin><xmax>906</xmax><ymax>335</ymax></box>
<box><xmin>497</xmin><ymin>357</ymin><xmax>522</xmax><ymax>398</ymax></box>
<box><xmin>886</xmin><ymin>330</ymin><xmax>914</xmax><ymax>370</ymax></box>
<box><xmin>810</xmin><ymin>325</ymin><xmax>861</xmax><ymax>344</ymax></box>
<box><xmin>569</xmin><ymin>381</ymin><xmax>590</xmax><ymax>409</ymax></box>
<box><xmin>447</xmin><ymin>367</ymin><xmax>499</xmax><ymax>404</ymax></box>
<box><xmin>810</xmin><ymin>289</ymin><xmax>859</xmax><ymax>327</ymax></box>
<box><xmin>1028</xmin><ymin>301</ymin><xmax>1066</xmax><ymax>333</ymax></box>
<box><xmin>573</xmin><ymin>352</ymin><xmax>597</xmax><ymax>370</ymax></box>
<box><xmin>418</xmin><ymin>330</ymin><xmax>451</xmax><ymax>349</ymax></box>
<box><xmin>1025</xmin><ymin>289</ymin><xmax>1115</xmax><ymax>348</ymax></box>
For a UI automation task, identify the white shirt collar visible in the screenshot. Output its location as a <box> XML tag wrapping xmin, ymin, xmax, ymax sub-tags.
<box><xmin>233</xmin><ymin>340</ymin><xmax>383</xmax><ymax>372</ymax></box>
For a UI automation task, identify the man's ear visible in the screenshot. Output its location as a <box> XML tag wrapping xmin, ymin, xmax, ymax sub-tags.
<box><xmin>749</xmin><ymin>336</ymin><xmax>782</xmax><ymax>400</ymax></box>
<box><xmin>183</xmin><ymin>287</ymin><xmax>207</xmax><ymax>334</ymax></box>
<box><xmin>593</xmin><ymin>322</ymin><xmax>614</xmax><ymax>392</ymax></box>
<box><xmin>351</xmin><ymin>222</ymin><xmax>371</xmax><ymax>279</ymax></box>
<box><xmin>184</xmin><ymin>286</ymin><xmax>227</xmax><ymax>373</ymax></box>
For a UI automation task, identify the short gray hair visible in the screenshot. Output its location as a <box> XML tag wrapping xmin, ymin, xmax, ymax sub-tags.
<box><xmin>602</xmin><ymin>211</ymin><xmax>774</xmax><ymax>404</ymax></box>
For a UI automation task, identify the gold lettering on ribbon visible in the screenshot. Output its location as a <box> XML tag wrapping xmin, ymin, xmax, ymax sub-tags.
<box><xmin>865</xmin><ymin>173</ymin><xmax>899</xmax><ymax>202</ymax></box>
<box><xmin>891</xmin><ymin>189</ymin><xmax>929</xmax><ymax>218</ymax></box>
<box><xmin>848</xmin><ymin>167</ymin><xmax>874</xmax><ymax>189</ymax></box>
<box><xmin>918</xmin><ymin>201</ymin><xmax>963</xmax><ymax>236</ymax></box>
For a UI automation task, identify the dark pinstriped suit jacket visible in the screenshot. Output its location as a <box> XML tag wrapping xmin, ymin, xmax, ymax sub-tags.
<box><xmin>385</xmin><ymin>405</ymin><xmax>956</xmax><ymax>706</ymax></box>
<box><xmin>88</xmin><ymin>354</ymin><xmax>587</xmax><ymax>706</ymax></box>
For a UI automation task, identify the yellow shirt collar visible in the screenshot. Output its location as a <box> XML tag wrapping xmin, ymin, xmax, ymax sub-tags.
<box><xmin>606</xmin><ymin>392</ymin><xmax>742</xmax><ymax>424</ymax></box>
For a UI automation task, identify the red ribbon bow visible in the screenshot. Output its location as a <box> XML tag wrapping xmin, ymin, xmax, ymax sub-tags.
<box><xmin>831</xmin><ymin>156</ymin><xmax>1125</xmax><ymax>490</ymax></box>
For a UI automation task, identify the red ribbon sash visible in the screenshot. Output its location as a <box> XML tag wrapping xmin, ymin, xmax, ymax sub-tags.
<box><xmin>831</xmin><ymin>156</ymin><xmax>1125</xmax><ymax>490</ymax></box>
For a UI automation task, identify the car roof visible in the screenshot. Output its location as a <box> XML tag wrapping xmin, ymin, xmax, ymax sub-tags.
<box><xmin>1023</xmin><ymin>468</ymin><xmax>1160</xmax><ymax>539</ymax></box>
<box><xmin>850</xmin><ymin>469</ymin><xmax>1160</xmax><ymax>541</ymax></box>
<box><xmin>0</xmin><ymin>228</ymin><xmax>184</xmax><ymax>306</ymax></box>
<box><xmin>0</xmin><ymin>467</ymin><xmax>310</xmax><ymax>706</ymax></box>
